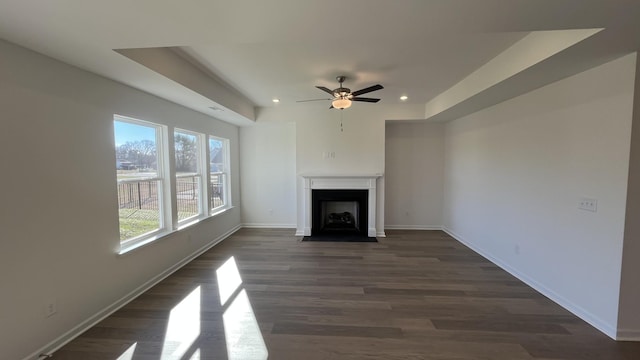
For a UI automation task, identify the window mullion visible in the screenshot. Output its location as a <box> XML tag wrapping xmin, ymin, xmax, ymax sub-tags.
<box><xmin>223</xmin><ymin>139</ymin><xmax>232</xmax><ymax>207</ymax></box>
<box><xmin>204</xmin><ymin>134</ymin><xmax>212</xmax><ymax>215</ymax></box>
<box><xmin>199</xmin><ymin>133</ymin><xmax>209</xmax><ymax>217</ymax></box>
<box><xmin>162</xmin><ymin>125</ymin><xmax>177</xmax><ymax>231</ymax></box>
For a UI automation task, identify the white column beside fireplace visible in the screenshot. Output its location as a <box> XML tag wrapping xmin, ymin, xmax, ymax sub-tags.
<box><xmin>298</xmin><ymin>175</ymin><xmax>382</xmax><ymax>237</ymax></box>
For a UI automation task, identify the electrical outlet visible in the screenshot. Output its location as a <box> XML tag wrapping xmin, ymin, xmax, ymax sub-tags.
<box><xmin>45</xmin><ymin>299</ymin><xmax>57</xmax><ymax>318</ymax></box>
<box><xmin>579</xmin><ymin>198</ymin><xmax>598</xmax><ymax>212</ymax></box>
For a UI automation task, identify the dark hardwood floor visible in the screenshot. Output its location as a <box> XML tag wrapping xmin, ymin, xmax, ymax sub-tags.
<box><xmin>51</xmin><ymin>229</ymin><xmax>640</xmax><ymax>359</ymax></box>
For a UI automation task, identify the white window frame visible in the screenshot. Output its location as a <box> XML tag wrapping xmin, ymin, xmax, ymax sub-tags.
<box><xmin>208</xmin><ymin>135</ymin><xmax>231</xmax><ymax>213</ymax></box>
<box><xmin>114</xmin><ymin>115</ymin><xmax>169</xmax><ymax>250</ymax></box>
<box><xmin>174</xmin><ymin>128</ymin><xmax>206</xmax><ymax>225</ymax></box>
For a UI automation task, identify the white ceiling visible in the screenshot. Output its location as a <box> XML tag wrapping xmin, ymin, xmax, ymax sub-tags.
<box><xmin>1</xmin><ymin>0</ymin><xmax>639</xmax><ymax>124</ymax></box>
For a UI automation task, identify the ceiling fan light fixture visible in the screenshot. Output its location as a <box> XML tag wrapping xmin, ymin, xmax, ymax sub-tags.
<box><xmin>300</xmin><ymin>75</ymin><xmax>382</xmax><ymax>110</ymax></box>
<box><xmin>332</xmin><ymin>98</ymin><xmax>352</xmax><ymax>109</ymax></box>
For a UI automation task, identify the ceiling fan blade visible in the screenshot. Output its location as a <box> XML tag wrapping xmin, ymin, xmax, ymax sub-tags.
<box><xmin>296</xmin><ymin>98</ymin><xmax>332</xmax><ymax>103</ymax></box>
<box><xmin>352</xmin><ymin>97</ymin><xmax>381</xmax><ymax>103</ymax></box>
<box><xmin>329</xmin><ymin>104</ymin><xmax>334</xmax><ymax>109</ymax></box>
<box><xmin>351</xmin><ymin>84</ymin><xmax>383</xmax><ymax>97</ymax></box>
<box><xmin>316</xmin><ymin>86</ymin><xmax>335</xmax><ymax>95</ymax></box>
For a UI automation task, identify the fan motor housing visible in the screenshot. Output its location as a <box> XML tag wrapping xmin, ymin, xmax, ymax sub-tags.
<box><xmin>334</xmin><ymin>87</ymin><xmax>351</xmax><ymax>97</ymax></box>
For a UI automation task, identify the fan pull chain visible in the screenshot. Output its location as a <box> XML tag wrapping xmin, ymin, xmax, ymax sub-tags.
<box><xmin>340</xmin><ymin>110</ymin><xmax>344</xmax><ymax>132</ymax></box>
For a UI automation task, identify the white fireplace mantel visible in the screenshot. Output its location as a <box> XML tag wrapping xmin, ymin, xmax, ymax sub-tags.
<box><xmin>298</xmin><ymin>174</ymin><xmax>382</xmax><ymax>237</ymax></box>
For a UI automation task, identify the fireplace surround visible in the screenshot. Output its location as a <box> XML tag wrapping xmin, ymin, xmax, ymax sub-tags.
<box><xmin>298</xmin><ymin>175</ymin><xmax>381</xmax><ymax>237</ymax></box>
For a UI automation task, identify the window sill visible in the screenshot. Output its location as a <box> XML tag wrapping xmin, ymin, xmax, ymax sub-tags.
<box><xmin>210</xmin><ymin>205</ymin><xmax>233</xmax><ymax>217</ymax></box>
<box><xmin>118</xmin><ymin>231</ymin><xmax>172</xmax><ymax>255</ymax></box>
<box><xmin>118</xmin><ymin>205</ymin><xmax>234</xmax><ymax>256</ymax></box>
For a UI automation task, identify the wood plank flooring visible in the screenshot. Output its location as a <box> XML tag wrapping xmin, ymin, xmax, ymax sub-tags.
<box><xmin>51</xmin><ymin>229</ymin><xmax>640</xmax><ymax>359</ymax></box>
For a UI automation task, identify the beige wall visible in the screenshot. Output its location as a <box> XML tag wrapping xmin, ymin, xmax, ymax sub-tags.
<box><xmin>0</xmin><ymin>40</ymin><xmax>242</xmax><ymax>360</ymax></box>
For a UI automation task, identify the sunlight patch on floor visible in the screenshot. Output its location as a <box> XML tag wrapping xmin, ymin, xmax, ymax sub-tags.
<box><xmin>223</xmin><ymin>289</ymin><xmax>268</xmax><ymax>360</ymax></box>
<box><xmin>188</xmin><ymin>349</ymin><xmax>200</xmax><ymax>360</ymax></box>
<box><xmin>216</xmin><ymin>256</ymin><xmax>243</xmax><ymax>306</ymax></box>
<box><xmin>217</xmin><ymin>256</ymin><xmax>268</xmax><ymax>360</ymax></box>
<box><xmin>116</xmin><ymin>342</ymin><xmax>137</xmax><ymax>360</ymax></box>
<box><xmin>161</xmin><ymin>286</ymin><xmax>201</xmax><ymax>360</ymax></box>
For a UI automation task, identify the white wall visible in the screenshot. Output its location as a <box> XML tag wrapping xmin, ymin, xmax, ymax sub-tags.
<box><xmin>0</xmin><ymin>40</ymin><xmax>242</xmax><ymax>360</ymax></box>
<box><xmin>243</xmin><ymin>102</ymin><xmax>425</xmax><ymax>234</ymax></box>
<box><xmin>443</xmin><ymin>54</ymin><xmax>636</xmax><ymax>337</ymax></box>
<box><xmin>385</xmin><ymin>122</ymin><xmax>444</xmax><ymax>229</ymax></box>
<box><xmin>240</xmin><ymin>121</ymin><xmax>297</xmax><ymax>227</ymax></box>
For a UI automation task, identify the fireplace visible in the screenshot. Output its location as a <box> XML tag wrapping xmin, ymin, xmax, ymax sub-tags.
<box><xmin>298</xmin><ymin>175</ymin><xmax>381</xmax><ymax>238</ymax></box>
<box><xmin>312</xmin><ymin>189</ymin><xmax>368</xmax><ymax>236</ymax></box>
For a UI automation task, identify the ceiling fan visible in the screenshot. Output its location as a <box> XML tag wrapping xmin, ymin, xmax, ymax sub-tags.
<box><xmin>297</xmin><ymin>76</ymin><xmax>383</xmax><ymax>109</ymax></box>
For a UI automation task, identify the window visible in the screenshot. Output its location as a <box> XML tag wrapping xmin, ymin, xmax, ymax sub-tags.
<box><xmin>209</xmin><ymin>136</ymin><xmax>229</xmax><ymax>211</ymax></box>
<box><xmin>114</xmin><ymin>116</ymin><xmax>166</xmax><ymax>243</ymax></box>
<box><xmin>174</xmin><ymin>130</ymin><xmax>203</xmax><ymax>223</ymax></box>
<box><xmin>113</xmin><ymin>115</ymin><xmax>232</xmax><ymax>251</ymax></box>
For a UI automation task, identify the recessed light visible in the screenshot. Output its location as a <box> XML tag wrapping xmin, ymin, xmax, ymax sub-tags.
<box><xmin>400</xmin><ymin>95</ymin><xmax>408</xmax><ymax>101</ymax></box>
<box><xmin>208</xmin><ymin>106</ymin><xmax>223</xmax><ymax>112</ymax></box>
<box><xmin>272</xmin><ymin>98</ymin><xmax>280</xmax><ymax>103</ymax></box>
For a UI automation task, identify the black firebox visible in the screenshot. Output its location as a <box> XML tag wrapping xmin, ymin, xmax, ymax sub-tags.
<box><xmin>311</xmin><ymin>189</ymin><xmax>368</xmax><ymax>237</ymax></box>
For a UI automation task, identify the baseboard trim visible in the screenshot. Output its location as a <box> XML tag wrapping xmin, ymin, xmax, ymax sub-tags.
<box><xmin>441</xmin><ymin>226</ymin><xmax>619</xmax><ymax>340</ymax></box>
<box><xmin>242</xmin><ymin>223</ymin><xmax>296</xmax><ymax>229</ymax></box>
<box><xmin>616</xmin><ymin>329</ymin><xmax>640</xmax><ymax>341</ymax></box>
<box><xmin>385</xmin><ymin>225</ymin><xmax>443</xmax><ymax>230</ymax></box>
<box><xmin>25</xmin><ymin>224</ymin><xmax>242</xmax><ymax>360</ymax></box>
